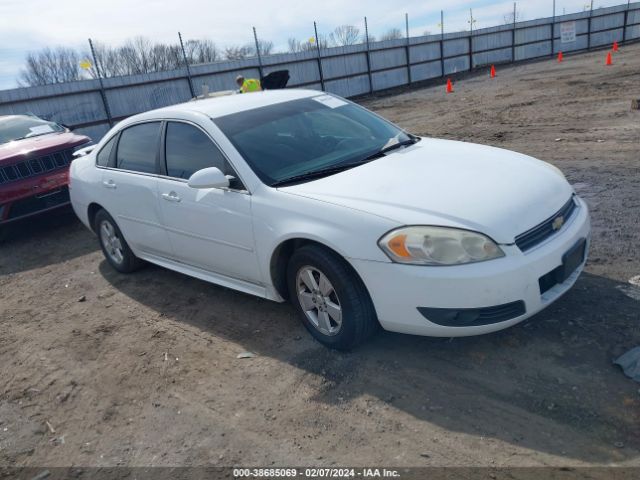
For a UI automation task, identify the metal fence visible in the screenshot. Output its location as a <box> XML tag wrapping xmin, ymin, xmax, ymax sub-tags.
<box><xmin>1</xmin><ymin>2</ymin><xmax>639</xmax><ymax>142</ymax></box>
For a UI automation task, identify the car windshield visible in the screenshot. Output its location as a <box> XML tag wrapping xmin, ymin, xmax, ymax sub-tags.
<box><xmin>0</xmin><ymin>116</ymin><xmax>65</xmax><ymax>145</ymax></box>
<box><xmin>213</xmin><ymin>95</ymin><xmax>413</xmax><ymax>186</ymax></box>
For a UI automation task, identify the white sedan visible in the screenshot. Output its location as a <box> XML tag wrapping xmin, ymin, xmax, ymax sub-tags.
<box><xmin>70</xmin><ymin>89</ymin><xmax>590</xmax><ymax>349</ymax></box>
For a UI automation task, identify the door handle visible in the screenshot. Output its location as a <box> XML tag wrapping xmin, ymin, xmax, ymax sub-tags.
<box><xmin>162</xmin><ymin>192</ymin><xmax>182</xmax><ymax>203</ymax></box>
<box><xmin>102</xmin><ymin>180</ymin><xmax>117</xmax><ymax>189</ymax></box>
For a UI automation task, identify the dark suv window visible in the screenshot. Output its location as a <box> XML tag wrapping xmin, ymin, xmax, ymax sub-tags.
<box><xmin>96</xmin><ymin>135</ymin><xmax>116</xmax><ymax>167</ymax></box>
<box><xmin>116</xmin><ymin>122</ymin><xmax>161</xmax><ymax>174</ymax></box>
<box><xmin>165</xmin><ymin>122</ymin><xmax>231</xmax><ymax>180</ymax></box>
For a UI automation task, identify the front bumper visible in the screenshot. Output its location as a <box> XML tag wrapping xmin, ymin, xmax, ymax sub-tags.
<box><xmin>350</xmin><ymin>196</ymin><xmax>591</xmax><ymax>337</ymax></box>
<box><xmin>0</xmin><ymin>170</ymin><xmax>70</xmax><ymax>225</ymax></box>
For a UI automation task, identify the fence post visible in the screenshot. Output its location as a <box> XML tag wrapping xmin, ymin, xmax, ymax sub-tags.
<box><xmin>468</xmin><ymin>9</ymin><xmax>475</xmax><ymax>70</ymax></box>
<box><xmin>178</xmin><ymin>32</ymin><xmax>196</xmax><ymax>98</ymax></box>
<box><xmin>364</xmin><ymin>16</ymin><xmax>373</xmax><ymax>94</ymax></box>
<box><xmin>313</xmin><ymin>22</ymin><xmax>325</xmax><ymax>91</ymax></box>
<box><xmin>512</xmin><ymin>2</ymin><xmax>517</xmax><ymax>61</ymax></box>
<box><xmin>551</xmin><ymin>0</ymin><xmax>555</xmax><ymax>56</ymax></box>
<box><xmin>439</xmin><ymin>10</ymin><xmax>445</xmax><ymax>77</ymax></box>
<box><xmin>405</xmin><ymin>13</ymin><xmax>412</xmax><ymax>85</ymax></box>
<box><xmin>623</xmin><ymin>0</ymin><xmax>630</xmax><ymax>43</ymax></box>
<box><xmin>587</xmin><ymin>0</ymin><xmax>594</xmax><ymax>50</ymax></box>
<box><xmin>88</xmin><ymin>38</ymin><xmax>113</xmax><ymax>129</ymax></box>
<box><xmin>253</xmin><ymin>27</ymin><xmax>264</xmax><ymax>80</ymax></box>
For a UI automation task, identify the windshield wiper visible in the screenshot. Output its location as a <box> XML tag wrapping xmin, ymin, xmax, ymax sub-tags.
<box><xmin>271</xmin><ymin>159</ymin><xmax>372</xmax><ymax>187</ymax></box>
<box><xmin>270</xmin><ymin>135</ymin><xmax>420</xmax><ymax>188</ymax></box>
<box><xmin>360</xmin><ymin>135</ymin><xmax>420</xmax><ymax>162</ymax></box>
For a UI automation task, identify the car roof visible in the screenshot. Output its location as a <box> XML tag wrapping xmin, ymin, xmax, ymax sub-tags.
<box><xmin>128</xmin><ymin>89</ymin><xmax>322</xmax><ymax>125</ymax></box>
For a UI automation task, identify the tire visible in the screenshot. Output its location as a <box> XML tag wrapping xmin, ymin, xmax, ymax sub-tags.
<box><xmin>287</xmin><ymin>244</ymin><xmax>378</xmax><ymax>350</ymax></box>
<box><xmin>94</xmin><ymin>209</ymin><xmax>143</xmax><ymax>273</ymax></box>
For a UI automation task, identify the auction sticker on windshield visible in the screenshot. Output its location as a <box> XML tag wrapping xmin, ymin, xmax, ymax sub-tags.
<box><xmin>312</xmin><ymin>94</ymin><xmax>347</xmax><ymax>109</ymax></box>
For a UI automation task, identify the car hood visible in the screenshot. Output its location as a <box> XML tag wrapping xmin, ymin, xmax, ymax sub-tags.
<box><xmin>0</xmin><ymin>131</ymin><xmax>90</xmax><ymax>165</ymax></box>
<box><xmin>279</xmin><ymin>138</ymin><xmax>574</xmax><ymax>243</ymax></box>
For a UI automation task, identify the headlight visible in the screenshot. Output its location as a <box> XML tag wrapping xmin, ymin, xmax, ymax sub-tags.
<box><xmin>378</xmin><ymin>226</ymin><xmax>505</xmax><ymax>266</ymax></box>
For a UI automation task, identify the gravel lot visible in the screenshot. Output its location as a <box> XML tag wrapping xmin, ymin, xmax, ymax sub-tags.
<box><xmin>1</xmin><ymin>44</ymin><xmax>639</xmax><ymax>470</ymax></box>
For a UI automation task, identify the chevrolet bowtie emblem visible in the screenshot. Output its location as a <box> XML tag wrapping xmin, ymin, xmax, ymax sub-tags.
<box><xmin>552</xmin><ymin>215</ymin><xmax>565</xmax><ymax>231</ymax></box>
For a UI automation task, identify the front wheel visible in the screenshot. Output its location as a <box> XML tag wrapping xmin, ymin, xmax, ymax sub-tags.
<box><xmin>94</xmin><ymin>209</ymin><xmax>143</xmax><ymax>273</ymax></box>
<box><xmin>287</xmin><ymin>245</ymin><xmax>378</xmax><ymax>350</ymax></box>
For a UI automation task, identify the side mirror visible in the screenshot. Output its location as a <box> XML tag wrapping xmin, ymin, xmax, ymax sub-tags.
<box><xmin>187</xmin><ymin>167</ymin><xmax>230</xmax><ymax>189</ymax></box>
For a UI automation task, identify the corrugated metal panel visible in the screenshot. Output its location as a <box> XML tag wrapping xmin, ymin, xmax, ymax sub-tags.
<box><xmin>409</xmin><ymin>43</ymin><xmax>441</xmax><ymax>63</ymax></box>
<box><xmin>0</xmin><ymin>91</ymin><xmax>106</xmax><ymax>126</ymax></box>
<box><xmin>591</xmin><ymin>28</ymin><xmax>625</xmax><ymax>46</ymax></box>
<box><xmin>515</xmin><ymin>25</ymin><xmax>551</xmax><ymax>44</ymax></box>
<box><xmin>370</xmin><ymin>48</ymin><xmax>406</xmax><ymax>71</ymax></box>
<box><xmin>322</xmin><ymin>53</ymin><xmax>368</xmax><ymax>79</ymax></box>
<box><xmin>473</xmin><ymin>31</ymin><xmax>512</xmax><ymax>51</ymax></box>
<box><xmin>443</xmin><ymin>38</ymin><xmax>469</xmax><ymax>58</ymax></box>
<box><xmin>444</xmin><ymin>56</ymin><xmax>470</xmax><ymax>75</ymax></box>
<box><xmin>473</xmin><ymin>47</ymin><xmax>512</xmax><ymax>67</ymax></box>
<box><xmin>371</xmin><ymin>67</ymin><xmax>408</xmax><ymax>91</ymax></box>
<box><xmin>105</xmin><ymin>79</ymin><xmax>191</xmax><ymax>117</ymax></box>
<box><xmin>325</xmin><ymin>75</ymin><xmax>370</xmax><ymax>98</ymax></box>
<box><xmin>410</xmin><ymin>61</ymin><xmax>442</xmax><ymax>81</ymax></box>
<box><xmin>592</xmin><ymin>12</ymin><xmax>625</xmax><ymax>31</ymax></box>
<box><xmin>515</xmin><ymin>41</ymin><xmax>552</xmax><ymax>60</ymax></box>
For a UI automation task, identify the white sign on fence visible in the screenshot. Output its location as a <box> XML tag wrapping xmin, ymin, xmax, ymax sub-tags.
<box><xmin>561</xmin><ymin>21</ymin><xmax>577</xmax><ymax>43</ymax></box>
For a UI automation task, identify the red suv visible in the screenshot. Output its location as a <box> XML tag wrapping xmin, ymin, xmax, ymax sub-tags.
<box><xmin>0</xmin><ymin>115</ymin><xmax>91</xmax><ymax>230</ymax></box>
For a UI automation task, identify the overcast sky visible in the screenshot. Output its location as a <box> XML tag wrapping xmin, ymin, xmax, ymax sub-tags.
<box><xmin>0</xmin><ymin>0</ymin><xmax>629</xmax><ymax>90</ymax></box>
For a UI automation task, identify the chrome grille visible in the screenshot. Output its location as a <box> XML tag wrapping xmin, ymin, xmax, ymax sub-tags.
<box><xmin>515</xmin><ymin>197</ymin><xmax>577</xmax><ymax>252</ymax></box>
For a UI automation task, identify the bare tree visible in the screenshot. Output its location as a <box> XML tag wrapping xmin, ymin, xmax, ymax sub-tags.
<box><xmin>288</xmin><ymin>37</ymin><xmax>303</xmax><ymax>53</ymax></box>
<box><xmin>380</xmin><ymin>28</ymin><xmax>403</xmax><ymax>41</ymax></box>
<box><xmin>224</xmin><ymin>45</ymin><xmax>252</xmax><ymax>60</ymax></box>
<box><xmin>247</xmin><ymin>39</ymin><xmax>274</xmax><ymax>57</ymax></box>
<box><xmin>18</xmin><ymin>47</ymin><xmax>82</xmax><ymax>86</ymax></box>
<box><xmin>288</xmin><ymin>35</ymin><xmax>328</xmax><ymax>52</ymax></box>
<box><xmin>329</xmin><ymin>25</ymin><xmax>361</xmax><ymax>46</ymax></box>
<box><xmin>184</xmin><ymin>39</ymin><xmax>221</xmax><ymax>64</ymax></box>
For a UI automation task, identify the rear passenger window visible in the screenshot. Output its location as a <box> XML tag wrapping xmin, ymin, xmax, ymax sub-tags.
<box><xmin>116</xmin><ymin>122</ymin><xmax>161</xmax><ymax>174</ymax></box>
<box><xmin>96</xmin><ymin>136</ymin><xmax>116</xmax><ymax>167</ymax></box>
<box><xmin>165</xmin><ymin>122</ymin><xmax>231</xmax><ymax>179</ymax></box>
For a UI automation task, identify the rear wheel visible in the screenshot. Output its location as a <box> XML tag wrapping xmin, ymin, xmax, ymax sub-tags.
<box><xmin>94</xmin><ymin>209</ymin><xmax>143</xmax><ymax>273</ymax></box>
<box><xmin>287</xmin><ymin>244</ymin><xmax>378</xmax><ymax>350</ymax></box>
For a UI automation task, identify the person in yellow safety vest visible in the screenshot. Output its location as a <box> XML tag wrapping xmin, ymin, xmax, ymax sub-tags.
<box><xmin>235</xmin><ymin>75</ymin><xmax>262</xmax><ymax>93</ymax></box>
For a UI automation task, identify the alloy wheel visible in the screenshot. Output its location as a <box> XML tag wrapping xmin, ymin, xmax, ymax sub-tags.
<box><xmin>99</xmin><ymin>220</ymin><xmax>124</xmax><ymax>265</ymax></box>
<box><xmin>296</xmin><ymin>266</ymin><xmax>342</xmax><ymax>336</ymax></box>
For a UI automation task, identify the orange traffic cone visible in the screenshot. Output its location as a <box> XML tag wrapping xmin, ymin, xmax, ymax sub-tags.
<box><xmin>612</xmin><ymin>40</ymin><xmax>619</xmax><ymax>51</ymax></box>
<box><xmin>446</xmin><ymin>78</ymin><xmax>453</xmax><ymax>93</ymax></box>
<box><xmin>606</xmin><ymin>52</ymin><xmax>613</xmax><ymax>66</ymax></box>
<box><xmin>557</xmin><ymin>51</ymin><xmax>563</xmax><ymax>62</ymax></box>
<box><xmin>490</xmin><ymin>65</ymin><xmax>496</xmax><ymax>78</ymax></box>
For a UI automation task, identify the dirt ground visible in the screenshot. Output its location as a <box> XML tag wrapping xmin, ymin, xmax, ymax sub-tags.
<box><xmin>1</xmin><ymin>44</ymin><xmax>639</xmax><ymax>470</ymax></box>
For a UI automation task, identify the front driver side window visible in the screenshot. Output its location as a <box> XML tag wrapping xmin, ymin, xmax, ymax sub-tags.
<box><xmin>165</xmin><ymin>122</ymin><xmax>233</xmax><ymax>180</ymax></box>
